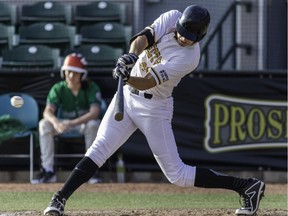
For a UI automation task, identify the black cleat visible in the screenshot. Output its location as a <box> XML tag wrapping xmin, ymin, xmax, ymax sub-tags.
<box><xmin>235</xmin><ymin>178</ymin><xmax>265</xmax><ymax>215</ymax></box>
<box><xmin>31</xmin><ymin>168</ymin><xmax>56</xmax><ymax>184</ymax></box>
<box><xmin>43</xmin><ymin>192</ymin><xmax>66</xmax><ymax>216</ymax></box>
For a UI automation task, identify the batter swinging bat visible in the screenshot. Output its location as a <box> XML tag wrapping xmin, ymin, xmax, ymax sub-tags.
<box><xmin>114</xmin><ymin>74</ymin><xmax>124</xmax><ymax>121</ymax></box>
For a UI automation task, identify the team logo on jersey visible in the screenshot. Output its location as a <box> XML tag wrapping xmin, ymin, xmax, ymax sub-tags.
<box><xmin>146</xmin><ymin>44</ymin><xmax>162</xmax><ymax>65</ymax></box>
<box><xmin>204</xmin><ymin>94</ymin><xmax>287</xmax><ymax>153</ymax></box>
<box><xmin>159</xmin><ymin>70</ymin><xmax>169</xmax><ymax>82</ymax></box>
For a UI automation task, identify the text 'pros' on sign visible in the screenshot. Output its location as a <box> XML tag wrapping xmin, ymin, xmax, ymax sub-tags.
<box><xmin>204</xmin><ymin>95</ymin><xmax>287</xmax><ymax>153</ymax></box>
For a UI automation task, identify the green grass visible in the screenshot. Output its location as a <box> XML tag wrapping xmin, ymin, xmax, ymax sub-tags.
<box><xmin>0</xmin><ymin>191</ymin><xmax>286</xmax><ymax>211</ymax></box>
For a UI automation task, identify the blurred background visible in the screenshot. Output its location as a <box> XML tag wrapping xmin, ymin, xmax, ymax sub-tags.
<box><xmin>0</xmin><ymin>0</ymin><xmax>286</xmax><ymax>183</ymax></box>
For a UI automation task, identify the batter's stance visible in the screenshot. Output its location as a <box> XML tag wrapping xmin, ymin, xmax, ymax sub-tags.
<box><xmin>44</xmin><ymin>5</ymin><xmax>265</xmax><ymax>216</ymax></box>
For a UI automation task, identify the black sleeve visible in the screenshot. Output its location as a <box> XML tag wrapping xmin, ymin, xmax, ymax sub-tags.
<box><xmin>129</xmin><ymin>28</ymin><xmax>154</xmax><ymax>49</ymax></box>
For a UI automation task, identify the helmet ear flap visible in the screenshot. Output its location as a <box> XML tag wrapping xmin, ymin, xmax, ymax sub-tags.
<box><xmin>60</xmin><ymin>70</ymin><xmax>88</xmax><ymax>80</ymax></box>
<box><xmin>81</xmin><ymin>71</ymin><xmax>88</xmax><ymax>80</ymax></box>
<box><xmin>60</xmin><ymin>69</ymin><xmax>65</xmax><ymax>79</ymax></box>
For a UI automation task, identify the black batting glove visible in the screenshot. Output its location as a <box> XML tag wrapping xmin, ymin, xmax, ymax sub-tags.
<box><xmin>112</xmin><ymin>64</ymin><xmax>131</xmax><ymax>83</ymax></box>
<box><xmin>117</xmin><ymin>53</ymin><xmax>138</xmax><ymax>70</ymax></box>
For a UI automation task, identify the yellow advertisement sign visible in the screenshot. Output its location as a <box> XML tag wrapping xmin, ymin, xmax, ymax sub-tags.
<box><xmin>205</xmin><ymin>95</ymin><xmax>287</xmax><ymax>153</ymax></box>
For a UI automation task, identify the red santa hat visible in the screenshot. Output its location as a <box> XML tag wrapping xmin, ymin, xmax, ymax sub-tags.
<box><xmin>60</xmin><ymin>53</ymin><xmax>88</xmax><ymax>79</ymax></box>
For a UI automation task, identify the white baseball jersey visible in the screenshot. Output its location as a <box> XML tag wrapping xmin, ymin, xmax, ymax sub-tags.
<box><xmin>86</xmin><ymin>10</ymin><xmax>201</xmax><ymax>187</ymax></box>
<box><xmin>131</xmin><ymin>10</ymin><xmax>200</xmax><ymax>98</ymax></box>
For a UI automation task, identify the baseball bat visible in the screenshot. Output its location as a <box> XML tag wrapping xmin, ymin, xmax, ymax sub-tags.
<box><xmin>114</xmin><ymin>74</ymin><xmax>124</xmax><ymax>121</ymax></box>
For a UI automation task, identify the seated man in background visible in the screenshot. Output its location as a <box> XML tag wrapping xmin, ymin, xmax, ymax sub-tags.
<box><xmin>32</xmin><ymin>53</ymin><xmax>103</xmax><ymax>184</ymax></box>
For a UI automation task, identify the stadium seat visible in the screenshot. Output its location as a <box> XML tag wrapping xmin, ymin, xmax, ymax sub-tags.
<box><xmin>0</xmin><ymin>24</ymin><xmax>15</xmax><ymax>54</ymax></box>
<box><xmin>1</xmin><ymin>44</ymin><xmax>60</xmax><ymax>69</ymax></box>
<box><xmin>75</xmin><ymin>1</ymin><xmax>126</xmax><ymax>31</ymax></box>
<box><xmin>20</xmin><ymin>1</ymin><xmax>72</xmax><ymax>25</ymax></box>
<box><xmin>66</xmin><ymin>44</ymin><xmax>123</xmax><ymax>69</ymax></box>
<box><xmin>18</xmin><ymin>22</ymin><xmax>76</xmax><ymax>53</ymax></box>
<box><xmin>80</xmin><ymin>22</ymin><xmax>131</xmax><ymax>52</ymax></box>
<box><xmin>0</xmin><ymin>92</ymin><xmax>39</xmax><ymax>183</ymax></box>
<box><xmin>0</xmin><ymin>1</ymin><xmax>17</xmax><ymax>26</ymax></box>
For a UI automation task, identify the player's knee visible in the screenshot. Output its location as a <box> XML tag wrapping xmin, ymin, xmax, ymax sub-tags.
<box><xmin>84</xmin><ymin>120</ymin><xmax>100</xmax><ymax>133</ymax></box>
<box><xmin>169</xmin><ymin>178</ymin><xmax>190</xmax><ymax>187</ymax></box>
<box><xmin>165</xmin><ymin>165</ymin><xmax>196</xmax><ymax>187</ymax></box>
<box><xmin>39</xmin><ymin>118</ymin><xmax>54</xmax><ymax>135</ymax></box>
<box><xmin>85</xmin><ymin>138</ymin><xmax>108</xmax><ymax>168</ymax></box>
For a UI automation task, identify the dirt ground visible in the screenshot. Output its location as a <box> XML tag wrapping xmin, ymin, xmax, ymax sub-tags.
<box><xmin>0</xmin><ymin>183</ymin><xmax>287</xmax><ymax>216</ymax></box>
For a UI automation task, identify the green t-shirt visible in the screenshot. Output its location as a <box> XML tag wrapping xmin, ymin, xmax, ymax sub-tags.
<box><xmin>47</xmin><ymin>81</ymin><xmax>101</xmax><ymax>119</ymax></box>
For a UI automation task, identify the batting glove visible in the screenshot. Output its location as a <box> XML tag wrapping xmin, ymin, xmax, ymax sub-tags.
<box><xmin>112</xmin><ymin>64</ymin><xmax>131</xmax><ymax>83</ymax></box>
<box><xmin>117</xmin><ymin>53</ymin><xmax>138</xmax><ymax>70</ymax></box>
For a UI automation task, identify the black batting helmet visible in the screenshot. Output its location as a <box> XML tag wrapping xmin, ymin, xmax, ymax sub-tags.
<box><xmin>177</xmin><ymin>5</ymin><xmax>210</xmax><ymax>42</ymax></box>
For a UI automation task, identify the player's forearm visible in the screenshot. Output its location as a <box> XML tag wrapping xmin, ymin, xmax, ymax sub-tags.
<box><xmin>126</xmin><ymin>35</ymin><xmax>155</xmax><ymax>90</ymax></box>
<box><xmin>43</xmin><ymin>107</ymin><xmax>59</xmax><ymax>125</ymax></box>
<box><xmin>127</xmin><ymin>73</ymin><xmax>156</xmax><ymax>90</ymax></box>
<box><xmin>70</xmin><ymin>115</ymin><xmax>93</xmax><ymax>126</ymax></box>
<box><xmin>70</xmin><ymin>108</ymin><xmax>100</xmax><ymax>126</ymax></box>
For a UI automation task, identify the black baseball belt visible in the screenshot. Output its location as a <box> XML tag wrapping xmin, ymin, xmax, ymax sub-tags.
<box><xmin>129</xmin><ymin>87</ymin><xmax>153</xmax><ymax>99</ymax></box>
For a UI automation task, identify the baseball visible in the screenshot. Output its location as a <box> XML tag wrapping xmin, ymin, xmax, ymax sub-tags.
<box><xmin>10</xmin><ymin>96</ymin><xmax>24</xmax><ymax>108</ymax></box>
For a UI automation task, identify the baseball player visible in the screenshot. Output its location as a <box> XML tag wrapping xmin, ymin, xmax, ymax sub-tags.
<box><xmin>34</xmin><ymin>53</ymin><xmax>103</xmax><ymax>184</ymax></box>
<box><xmin>44</xmin><ymin>5</ymin><xmax>265</xmax><ymax>216</ymax></box>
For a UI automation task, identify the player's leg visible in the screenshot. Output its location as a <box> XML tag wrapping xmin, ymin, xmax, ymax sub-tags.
<box><xmin>33</xmin><ymin>118</ymin><xmax>57</xmax><ymax>184</ymax></box>
<box><xmin>62</xmin><ymin>97</ymin><xmax>137</xmax><ymax>195</ymax></box>
<box><xmin>44</xmin><ymin>94</ymin><xmax>137</xmax><ymax>216</ymax></box>
<box><xmin>83</xmin><ymin>119</ymin><xmax>101</xmax><ymax>184</ymax></box>
<box><xmin>140</xmin><ymin>107</ymin><xmax>265</xmax><ymax>215</ymax></box>
<box><xmin>146</xmin><ymin>123</ymin><xmax>265</xmax><ymax>215</ymax></box>
<box><xmin>83</xmin><ymin>119</ymin><xmax>100</xmax><ymax>150</ymax></box>
<box><xmin>140</xmin><ymin>114</ymin><xmax>196</xmax><ymax>187</ymax></box>
<box><xmin>194</xmin><ymin>168</ymin><xmax>265</xmax><ymax>215</ymax></box>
